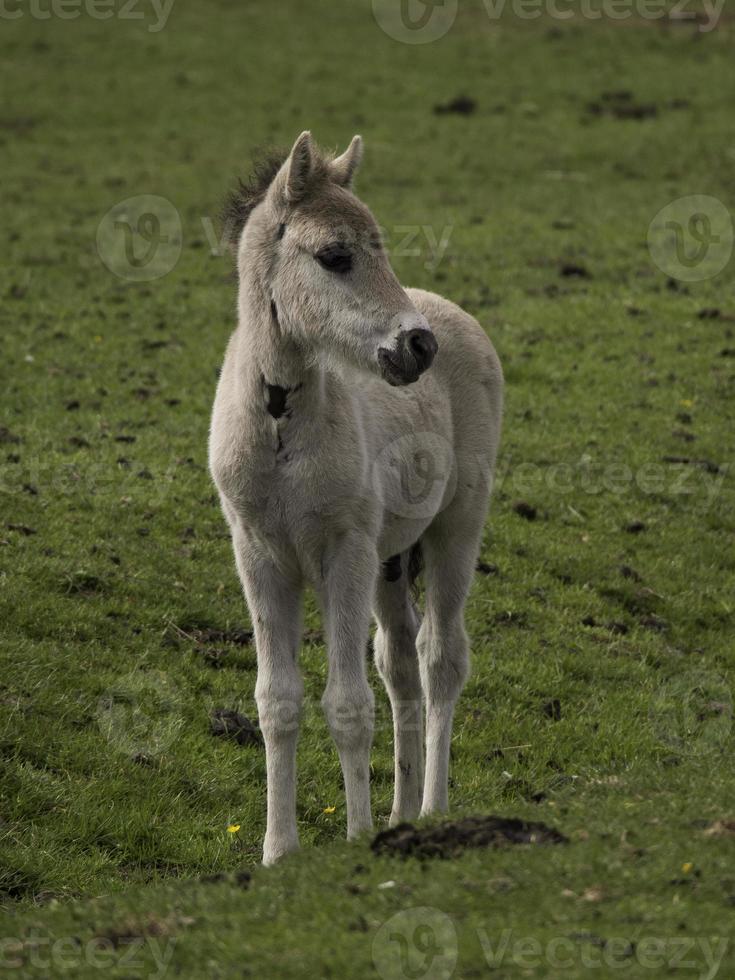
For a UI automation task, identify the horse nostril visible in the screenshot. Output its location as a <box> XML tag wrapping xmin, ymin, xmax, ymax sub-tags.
<box><xmin>406</xmin><ymin>328</ymin><xmax>438</xmax><ymax>369</ymax></box>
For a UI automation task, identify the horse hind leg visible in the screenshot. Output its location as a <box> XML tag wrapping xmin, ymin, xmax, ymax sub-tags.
<box><xmin>416</xmin><ymin>523</ymin><xmax>479</xmax><ymax>816</ymax></box>
<box><xmin>373</xmin><ymin>549</ymin><xmax>424</xmax><ymax>824</ymax></box>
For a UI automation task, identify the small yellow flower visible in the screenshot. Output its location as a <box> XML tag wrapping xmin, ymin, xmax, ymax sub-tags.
<box><xmin>323</xmin><ymin>806</ymin><xmax>336</xmax><ymax>814</ymax></box>
<box><xmin>682</xmin><ymin>862</ymin><xmax>693</xmax><ymax>874</ymax></box>
<box><xmin>680</xmin><ymin>399</ymin><xmax>694</xmax><ymax>408</ymax></box>
<box><xmin>227</xmin><ymin>824</ymin><xmax>241</xmax><ymax>834</ymax></box>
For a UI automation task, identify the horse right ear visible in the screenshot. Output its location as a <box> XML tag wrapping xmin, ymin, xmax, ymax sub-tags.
<box><xmin>279</xmin><ymin>131</ymin><xmax>314</xmax><ymax>203</ymax></box>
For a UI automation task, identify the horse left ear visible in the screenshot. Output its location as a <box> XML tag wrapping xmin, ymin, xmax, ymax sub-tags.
<box><xmin>330</xmin><ymin>135</ymin><xmax>363</xmax><ymax>188</ymax></box>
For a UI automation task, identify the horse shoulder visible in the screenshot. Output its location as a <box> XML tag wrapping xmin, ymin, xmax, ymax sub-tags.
<box><xmin>208</xmin><ymin>333</ymin><xmax>263</xmax><ymax>502</ymax></box>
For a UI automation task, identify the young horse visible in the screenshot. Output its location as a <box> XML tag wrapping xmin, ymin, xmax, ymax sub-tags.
<box><xmin>209</xmin><ymin>132</ymin><xmax>503</xmax><ymax>865</ymax></box>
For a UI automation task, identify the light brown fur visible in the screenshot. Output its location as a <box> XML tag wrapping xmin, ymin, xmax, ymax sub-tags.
<box><xmin>209</xmin><ymin>133</ymin><xmax>503</xmax><ymax>864</ymax></box>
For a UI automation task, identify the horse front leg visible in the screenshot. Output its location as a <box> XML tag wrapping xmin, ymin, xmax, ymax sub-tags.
<box><xmin>319</xmin><ymin>531</ymin><xmax>378</xmax><ymax>839</ymax></box>
<box><xmin>234</xmin><ymin>530</ymin><xmax>303</xmax><ymax>866</ymax></box>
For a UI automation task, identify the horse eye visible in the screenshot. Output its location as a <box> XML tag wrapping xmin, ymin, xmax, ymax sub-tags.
<box><xmin>315</xmin><ymin>243</ymin><xmax>352</xmax><ymax>273</ymax></box>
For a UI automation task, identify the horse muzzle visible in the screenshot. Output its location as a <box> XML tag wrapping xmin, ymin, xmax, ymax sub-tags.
<box><xmin>378</xmin><ymin>328</ymin><xmax>438</xmax><ymax>386</ymax></box>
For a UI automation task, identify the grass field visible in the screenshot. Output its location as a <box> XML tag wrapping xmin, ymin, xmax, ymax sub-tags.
<box><xmin>1</xmin><ymin>0</ymin><xmax>734</xmax><ymax>976</ymax></box>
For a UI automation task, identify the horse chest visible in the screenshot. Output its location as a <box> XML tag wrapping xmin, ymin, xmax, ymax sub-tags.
<box><xmin>231</xmin><ymin>421</ymin><xmax>361</xmax><ymax>531</ymax></box>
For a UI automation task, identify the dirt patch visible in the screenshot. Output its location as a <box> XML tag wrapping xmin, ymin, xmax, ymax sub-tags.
<box><xmin>210</xmin><ymin>708</ymin><xmax>262</xmax><ymax>748</ymax></box>
<box><xmin>170</xmin><ymin>621</ymin><xmax>253</xmax><ymax>646</ymax></box>
<box><xmin>168</xmin><ymin>621</ymin><xmax>255</xmax><ymax>669</ymax></box>
<box><xmin>371</xmin><ymin>815</ymin><xmax>567</xmax><ymax>860</ymax></box>
<box><xmin>624</xmin><ymin>520</ymin><xmax>646</xmax><ymax>534</ymax></box>
<box><xmin>513</xmin><ymin>500</ymin><xmax>537</xmax><ymax>521</ymax></box>
<box><xmin>93</xmin><ymin>913</ymin><xmax>192</xmax><ymax>949</ymax></box>
<box><xmin>0</xmin><ymin>116</ymin><xmax>39</xmax><ymax>135</ymax></box>
<box><xmin>200</xmin><ymin>870</ymin><xmax>251</xmax><ymax>888</ymax></box>
<box><xmin>6</xmin><ymin>523</ymin><xmax>36</xmax><ymax>536</ymax></box>
<box><xmin>560</xmin><ymin>262</ymin><xmax>591</xmax><ymax>279</ymax></box>
<box><xmin>586</xmin><ymin>92</ymin><xmax>657</xmax><ymax>120</ymax></box>
<box><xmin>63</xmin><ymin>572</ymin><xmax>106</xmax><ymax>597</ymax></box>
<box><xmin>581</xmin><ymin>616</ymin><xmax>629</xmax><ymax>635</ymax></box>
<box><xmin>197</xmin><ymin>626</ymin><xmax>253</xmax><ymax>645</ymax></box>
<box><xmin>542</xmin><ymin>698</ymin><xmax>562</xmax><ymax>720</ymax></box>
<box><xmin>493</xmin><ymin>610</ymin><xmax>529</xmax><ymax>628</ymax></box>
<box><xmin>662</xmin><ymin>455</ymin><xmax>722</xmax><ymax>474</ymax></box>
<box><xmin>0</xmin><ymin>426</ymin><xmax>22</xmax><ymax>445</ymax></box>
<box><xmin>433</xmin><ymin>95</ymin><xmax>476</xmax><ymax>116</ymax></box>
<box><xmin>639</xmin><ymin>614</ymin><xmax>669</xmax><ymax>632</ymax></box>
<box><xmin>672</xmin><ymin>428</ymin><xmax>696</xmax><ymax>442</ymax></box>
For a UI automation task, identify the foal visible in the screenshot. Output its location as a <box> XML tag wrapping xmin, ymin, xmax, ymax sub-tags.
<box><xmin>209</xmin><ymin>132</ymin><xmax>503</xmax><ymax>865</ymax></box>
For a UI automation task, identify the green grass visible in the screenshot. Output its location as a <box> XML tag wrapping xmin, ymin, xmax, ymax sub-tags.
<box><xmin>1</xmin><ymin>0</ymin><xmax>734</xmax><ymax>975</ymax></box>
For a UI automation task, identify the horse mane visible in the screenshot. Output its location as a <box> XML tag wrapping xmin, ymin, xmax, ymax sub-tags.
<box><xmin>220</xmin><ymin>147</ymin><xmax>288</xmax><ymax>253</ymax></box>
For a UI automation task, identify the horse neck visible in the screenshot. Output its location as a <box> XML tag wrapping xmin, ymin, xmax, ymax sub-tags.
<box><xmin>233</xmin><ymin>265</ymin><xmax>325</xmax><ymax>418</ymax></box>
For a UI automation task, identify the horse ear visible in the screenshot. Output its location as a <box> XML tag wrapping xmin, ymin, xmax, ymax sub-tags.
<box><xmin>330</xmin><ymin>135</ymin><xmax>363</xmax><ymax>188</ymax></box>
<box><xmin>283</xmin><ymin>130</ymin><xmax>314</xmax><ymax>202</ymax></box>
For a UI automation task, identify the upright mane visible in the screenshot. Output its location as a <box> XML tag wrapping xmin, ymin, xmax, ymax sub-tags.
<box><xmin>221</xmin><ymin>142</ymin><xmax>337</xmax><ymax>254</ymax></box>
<box><xmin>220</xmin><ymin>147</ymin><xmax>288</xmax><ymax>253</ymax></box>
